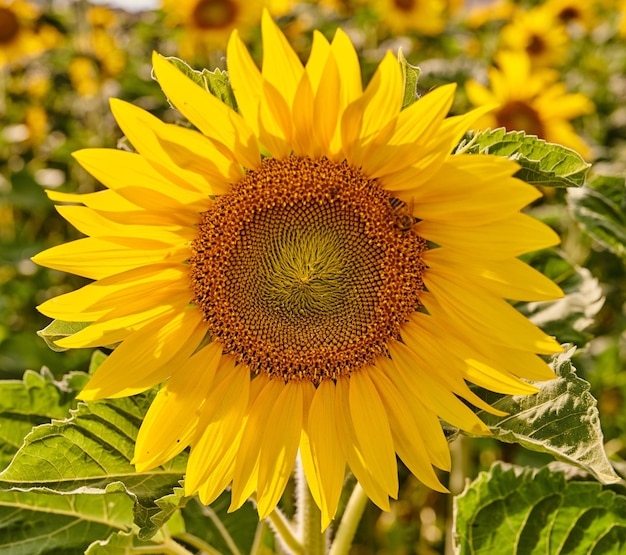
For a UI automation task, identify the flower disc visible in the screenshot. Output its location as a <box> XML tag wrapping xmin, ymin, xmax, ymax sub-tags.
<box><xmin>191</xmin><ymin>156</ymin><xmax>427</xmax><ymax>383</ymax></box>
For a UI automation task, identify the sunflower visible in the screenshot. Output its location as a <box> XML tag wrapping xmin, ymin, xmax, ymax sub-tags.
<box><xmin>373</xmin><ymin>0</ymin><xmax>447</xmax><ymax>35</ymax></box>
<box><xmin>499</xmin><ymin>4</ymin><xmax>570</xmax><ymax>67</ymax></box>
<box><xmin>466</xmin><ymin>50</ymin><xmax>594</xmax><ymax>159</ymax></box>
<box><xmin>161</xmin><ymin>0</ymin><xmax>264</xmax><ymax>56</ymax></box>
<box><xmin>34</xmin><ymin>12</ymin><xmax>563</xmax><ymax>528</ymax></box>
<box><xmin>0</xmin><ymin>0</ymin><xmax>45</xmax><ymax>67</ymax></box>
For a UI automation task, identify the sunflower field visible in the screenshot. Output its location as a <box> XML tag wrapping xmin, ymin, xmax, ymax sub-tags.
<box><xmin>1</xmin><ymin>0</ymin><xmax>626</xmax><ymax>553</ymax></box>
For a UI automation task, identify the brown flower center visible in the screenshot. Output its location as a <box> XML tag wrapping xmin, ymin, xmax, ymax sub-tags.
<box><xmin>393</xmin><ymin>0</ymin><xmax>416</xmax><ymax>12</ymax></box>
<box><xmin>190</xmin><ymin>156</ymin><xmax>427</xmax><ymax>384</ymax></box>
<box><xmin>526</xmin><ymin>33</ymin><xmax>547</xmax><ymax>56</ymax></box>
<box><xmin>191</xmin><ymin>0</ymin><xmax>237</xmax><ymax>30</ymax></box>
<box><xmin>496</xmin><ymin>100</ymin><xmax>545</xmax><ymax>138</ymax></box>
<box><xmin>0</xmin><ymin>7</ymin><xmax>20</xmax><ymax>45</ymax></box>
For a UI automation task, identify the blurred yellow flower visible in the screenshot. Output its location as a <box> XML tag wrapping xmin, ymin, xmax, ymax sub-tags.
<box><xmin>35</xmin><ymin>12</ymin><xmax>563</xmax><ymax>528</ymax></box>
<box><xmin>161</xmin><ymin>0</ymin><xmax>264</xmax><ymax>55</ymax></box>
<box><xmin>500</xmin><ymin>4</ymin><xmax>570</xmax><ymax>67</ymax></box>
<box><xmin>543</xmin><ymin>0</ymin><xmax>597</xmax><ymax>32</ymax></box>
<box><xmin>0</xmin><ymin>0</ymin><xmax>47</xmax><ymax>67</ymax></box>
<box><xmin>466</xmin><ymin>50</ymin><xmax>595</xmax><ymax>158</ymax></box>
<box><xmin>24</xmin><ymin>104</ymin><xmax>48</xmax><ymax>145</ymax></box>
<box><xmin>373</xmin><ymin>0</ymin><xmax>447</xmax><ymax>35</ymax></box>
<box><xmin>464</xmin><ymin>0</ymin><xmax>516</xmax><ymax>28</ymax></box>
<box><xmin>69</xmin><ymin>56</ymin><xmax>99</xmax><ymax>98</ymax></box>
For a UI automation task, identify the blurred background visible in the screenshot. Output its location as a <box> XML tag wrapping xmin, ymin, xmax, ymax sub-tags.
<box><xmin>1</xmin><ymin>0</ymin><xmax>625</xmax><ymax>552</ymax></box>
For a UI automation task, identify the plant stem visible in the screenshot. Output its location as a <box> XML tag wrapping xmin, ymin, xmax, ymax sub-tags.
<box><xmin>267</xmin><ymin>505</ymin><xmax>304</xmax><ymax>554</ymax></box>
<box><xmin>328</xmin><ymin>482</ymin><xmax>368</xmax><ymax>555</ymax></box>
<box><xmin>295</xmin><ymin>455</ymin><xmax>325</xmax><ymax>555</ymax></box>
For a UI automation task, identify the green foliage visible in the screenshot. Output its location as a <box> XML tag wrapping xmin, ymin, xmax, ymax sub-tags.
<box><xmin>0</xmin><ymin>368</ymin><xmax>88</xmax><ymax>468</ymax></box>
<box><xmin>0</xmin><ymin>489</ymin><xmax>134</xmax><ymax>555</ymax></box>
<box><xmin>568</xmin><ymin>175</ymin><xmax>626</xmax><ymax>259</ymax></box>
<box><xmin>458</xmin><ymin>128</ymin><xmax>590</xmax><ymax>187</ymax></box>
<box><xmin>36</xmin><ymin>321</ymin><xmax>91</xmax><ymax>353</ymax></box>
<box><xmin>159</xmin><ymin>57</ymin><xmax>239</xmax><ymax>112</ymax></box>
<box><xmin>454</xmin><ymin>463</ymin><xmax>626</xmax><ymax>555</ymax></box>
<box><xmin>398</xmin><ymin>49</ymin><xmax>421</xmax><ymax>109</ymax></box>
<box><xmin>475</xmin><ymin>348</ymin><xmax>619</xmax><ymax>485</ymax></box>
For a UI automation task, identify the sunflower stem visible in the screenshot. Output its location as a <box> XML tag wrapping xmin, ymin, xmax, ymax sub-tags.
<box><xmin>328</xmin><ymin>482</ymin><xmax>368</xmax><ymax>555</ymax></box>
<box><xmin>266</xmin><ymin>505</ymin><xmax>303</xmax><ymax>554</ymax></box>
<box><xmin>295</xmin><ymin>454</ymin><xmax>325</xmax><ymax>555</ymax></box>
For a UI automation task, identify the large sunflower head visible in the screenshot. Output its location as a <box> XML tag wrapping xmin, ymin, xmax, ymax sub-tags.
<box><xmin>34</xmin><ymin>11</ymin><xmax>564</xmax><ymax>528</ymax></box>
<box><xmin>161</xmin><ymin>0</ymin><xmax>264</xmax><ymax>55</ymax></box>
<box><xmin>465</xmin><ymin>50</ymin><xmax>594</xmax><ymax>159</ymax></box>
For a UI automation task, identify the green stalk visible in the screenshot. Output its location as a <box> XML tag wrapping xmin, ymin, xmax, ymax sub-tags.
<box><xmin>295</xmin><ymin>455</ymin><xmax>325</xmax><ymax>555</ymax></box>
<box><xmin>328</xmin><ymin>483</ymin><xmax>368</xmax><ymax>555</ymax></box>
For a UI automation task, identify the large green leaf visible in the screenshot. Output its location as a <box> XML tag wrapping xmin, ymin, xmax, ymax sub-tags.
<box><xmin>457</xmin><ymin>128</ymin><xmax>590</xmax><ymax>187</ymax></box>
<box><xmin>0</xmin><ymin>368</ymin><xmax>88</xmax><ymax>469</ymax></box>
<box><xmin>567</xmin><ymin>175</ymin><xmax>626</xmax><ymax>259</ymax></box>
<box><xmin>454</xmin><ymin>463</ymin><xmax>626</xmax><ymax>555</ymax></box>
<box><xmin>474</xmin><ymin>348</ymin><xmax>618</xmax><ymax>485</ymax></box>
<box><xmin>0</xmin><ymin>488</ymin><xmax>133</xmax><ymax>555</ymax></box>
<box><xmin>0</xmin><ymin>393</ymin><xmax>186</xmax><ymax>539</ymax></box>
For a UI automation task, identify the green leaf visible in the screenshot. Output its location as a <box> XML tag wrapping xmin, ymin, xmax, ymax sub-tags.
<box><xmin>457</xmin><ymin>128</ymin><xmax>590</xmax><ymax>187</ymax></box>
<box><xmin>519</xmin><ymin>250</ymin><xmax>604</xmax><ymax>347</ymax></box>
<box><xmin>398</xmin><ymin>49</ymin><xmax>420</xmax><ymax>109</ymax></box>
<box><xmin>85</xmin><ymin>530</ymin><xmax>173</xmax><ymax>555</ymax></box>
<box><xmin>0</xmin><ymin>368</ymin><xmax>88</xmax><ymax>469</ymax></box>
<box><xmin>567</xmin><ymin>175</ymin><xmax>626</xmax><ymax>259</ymax></box>
<box><xmin>36</xmin><ymin>321</ymin><xmax>91</xmax><ymax>352</ymax></box>
<box><xmin>0</xmin><ymin>489</ymin><xmax>133</xmax><ymax>555</ymax></box>
<box><xmin>158</xmin><ymin>57</ymin><xmax>238</xmax><ymax>112</ymax></box>
<box><xmin>454</xmin><ymin>463</ymin><xmax>626</xmax><ymax>555</ymax></box>
<box><xmin>0</xmin><ymin>394</ymin><xmax>186</xmax><ymax>539</ymax></box>
<box><xmin>474</xmin><ymin>348</ymin><xmax>619</xmax><ymax>485</ymax></box>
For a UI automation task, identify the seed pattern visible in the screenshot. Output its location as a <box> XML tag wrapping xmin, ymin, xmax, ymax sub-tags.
<box><xmin>190</xmin><ymin>155</ymin><xmax>428</xmax><ymax>384</ymax></box>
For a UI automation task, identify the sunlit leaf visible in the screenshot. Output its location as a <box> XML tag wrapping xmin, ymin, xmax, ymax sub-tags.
<box><xmin>474</xmin><ymin>348</ymin><xmax>619</xmax><ymax>485</ymax></box>
<box><xmin>0</xmin><ymin>368</ymin><xmax>88</xmax><ymax>469</ymax></box>
<box><xmin>454</xmin><ymin>463</ymin><xmax>626</xmax><ymax>554</ymax></box>
<box><xmin>567</xmin><ymin>175</ymin><xmax>626</xmax><ymax>259</ymax></box>
<box><xmin>0</xmin><ymin>393</ymin><xmax>186</xmax><ymax>539</ymax></box>
<box><xmin>398</xmin><ymin>49</ymin><xmax>421</xmax><ymax>109</ymax></box>
<box><xmin>36</xmin><ymin>320</ymin><xmax>91</xmax><ymax>352</ymax></box>
<box><xmin>457</xmin><ymin>128</ymin><xmax>590</xmax><ymax>187</ymax></box>
<box><xmin>0</xmin><ymin>489</ymin><xmax>133</xmax><ymax>555</ymax></box>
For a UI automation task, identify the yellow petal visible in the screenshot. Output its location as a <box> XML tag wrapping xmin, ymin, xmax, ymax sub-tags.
<box><xmin>133</xmin><ymin>342</ymin><xmax>223</xmax><ymax>470</ymax></box>
<box><xmin>368</xmin><ymin>366</ymin><xmax>448</xmax><ymax>491</ymax></box>
<box><xmin>37</xmin><ymin>264</ymin><xmax>187</xmax><ymax>321</ymax></box>
<box><xmin>227</xmin><ymin>29</ymin><xmax>263</xmax><ymax>135</ymax></box>
<box><xmin>72</xmin><ymin>148</ymin><xmax>211</xmax><ymax>204</ymax></box>
<box><xmin>32</xmin><ymin>238</ymin><xmax>188</xmax><ymax>279</ymax></box>
<box><xmin>47</xmin><ymin>189</ymin><xmax>138</xmax><ymax>212</ymax></box>
<box><xmin>152</xmin><ymin>52</ymin><xmax>260</xmax><ymax>170</ymax></box>
<box><xmin>77</xmin><ymin>307</ymin><xmax>205</xmax><ymax>400</ymax></box>
<box><xmin>348</xmin><ymin>369</ymin><xmax>398</xmax><ymax>497</ymax></box>
<box><xmin>417</xmin><ymin>213</ymin><xmax>560</xmax><ymax>259</ymax></box>
<box><xmin>230</xmin><ymin>375</ymin><xmax>277</xmax><ymax>511</ymax></box>
<box><xmin>334</xmin><ymin>377</ymin><xmax>391</xmax><ymax>511</ymax></box>
<box><xmin>256</xmin><ymin>381</ymin><xmax>303</xmax><ymax>518</ymax></box>
<box><xmin>261</xmin><ymin>9</ymin><xmax>304</xmax><ymax>111</ymax></box>
<box><xmin>387</xmin><ymin>341</ymin><xmax>491</xmax><ymax>435</ymax></box>
<box><xmin>185</xmin><ymin>360</ymin><xmax>251</xmax><ymax>493</ymax></box>
<box><xmin>424</xmin><ymin>269</ymin><xmax>562</xmax><ymax>354</ymax></box>
<box><xmin>305</xmin><ymin>380</ymin><xmax>346</xmax><ymax>528</ymax></box>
